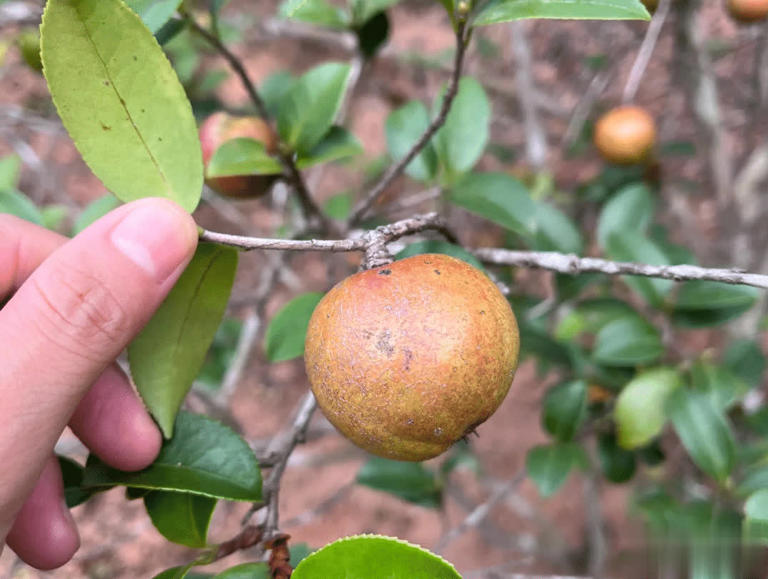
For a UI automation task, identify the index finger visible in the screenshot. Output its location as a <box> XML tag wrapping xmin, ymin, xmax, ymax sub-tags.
<box><xmin>0</xmin><ymin>214</ymin><xmax>64</xmax><ymax>298</ymax></box>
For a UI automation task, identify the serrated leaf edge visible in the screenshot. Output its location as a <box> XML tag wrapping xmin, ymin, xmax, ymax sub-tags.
<box><xmin>294</xmin><ymin>534</ymin><xmax>460</xmax><ymax>575</ymax></box>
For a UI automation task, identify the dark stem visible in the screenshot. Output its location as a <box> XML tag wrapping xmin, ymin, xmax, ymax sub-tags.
<box><xmin>184</xmin><ymin>13</ymin><xmax>334</xmax><ymax>232</ymax></box>
<box><xmin>347</xmin><ymin>19</ymin><xmax>469</xmax><ymax>225</ymax></box>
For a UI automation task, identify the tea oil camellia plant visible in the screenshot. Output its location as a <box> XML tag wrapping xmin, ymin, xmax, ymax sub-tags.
<box><xmin>5</xmin><ymin>0</ymin><xmax>768</xmax><ymax>575</ymax></box>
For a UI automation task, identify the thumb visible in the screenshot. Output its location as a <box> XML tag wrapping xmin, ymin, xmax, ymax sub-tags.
<box><xmin>0</xmin><ymin>198</ymin><xmax>198</xmax><ymax>524</ymax></box>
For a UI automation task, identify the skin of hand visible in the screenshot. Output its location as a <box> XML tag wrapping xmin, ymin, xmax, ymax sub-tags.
<box><xmin>0</xmin><ymin>198</ymin><xmax>198</xmax><ymax>569</ymax></box>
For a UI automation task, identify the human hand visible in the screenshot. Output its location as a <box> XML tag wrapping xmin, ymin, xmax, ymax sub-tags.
<box><xmin>0</xmin><ymin>198</ymin><xmax>198</xmax><ymax>569</ymax></box>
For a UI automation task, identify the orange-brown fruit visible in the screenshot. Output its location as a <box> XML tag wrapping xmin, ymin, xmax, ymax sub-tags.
<box><xmin>199</xmin><ymin>112</ymin><xmax>278</xmax><ymax>198</ymax></box>
<box><xmin>726</xmin><ymin>0</ymin><xmax>768</xmax><ymax>22</ymax></box>
<box><xmin>594</xmin><ymin>105</ymin><xmax>657</xmax><ymax>165</ymax></box>
<box><xmin>304</xmin><ymin>254</ymin><xmax>520</xmax><ymax>462</ymax></box>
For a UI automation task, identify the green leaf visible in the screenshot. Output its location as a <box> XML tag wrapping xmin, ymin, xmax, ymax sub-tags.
<box><xmin>124</xmin><ymin>0</ymin><xmax>182</xmax><ymax>33</ymax></box>
<box><xmin>592</xmin><ymin>315</ymin><xmax>663</xmax><ymax>367</ymax></box>
<box><xmin>447</xmin><ymin>172</ymin><xmax>536</xmax><ymax>235</ymax></box>
<box><xmin>745</xmin><ymin>491</ymin><xmax>768</xmax><ymax>544</ymax></box>
<box><xmin>196</xmin><ymin>317</ymin><xmax>242</xmax><ymax>390</ymax></box>
<box><xmin>528</xmin><ymin>201</ymin><xmax>583</xmax><ymax>254</ymax></box>
<box><xmin>356</xmin><ymin>457</ymin><xmax>442</xmax><ymax>508</ymax></box>
<box><xmin>690</xmin><ymin>361</ymin><xmax>749</xmax><ymax>411</ymax></box>
<box><xmin>526</xmin><ymin>443</ymin><xmax>584</xmax><ymax>497</ymax></box>
<box><xmin>58</xmin><ymin>456</ymin><xmax>94</xmax><ymax>508</ymax></box>
<box><xmin>213</xmin><ymin>564</ymin><xmax>269</xmax><ymax>579</ymax></box>
<box><xmin>264</xmin><ymin>292</ymin><xmax>324</xmax><ymax>362</ymax></box>
<box><xmin>152</xmin><ymin>566</ymin><xmax>193</xmax><ymax>579</ymax></box>
<box><xmin>259</xmin><ymin>71</ymin><xmax>297</xmax><ymax>119</ymax></box>
<box><xmin>434</xmin><ymin>77</ymin><xmax>490</xmax><ymax>177</ymax></box>
<box><xmin>667</xmin><ymin>389</ymin><xmax>736</xmax><ymax>483</ymax></box>
<box><xmin>0</xmin><ymin>155</ymin><xmax>21</xmax><ymax>191</ymax></box>
<box><xmin>356</xmin><ymin>10</ymin><xmax>389</xmax><ymax>59</ymax></box>
<box><xmin>82</xmin><ymin>412</ymin><xmax>262</xmax><ymax>501</ymax></box>
<box><xmin>473</xmin><ymin>0</ymin><xmax>651</xmax><ymax>25</ymax></box>
<box><xmin>555</xmin><ymin>298</ymin><xmax>636</xmax><ymax>341</ymax></box>
<box><xmin>129</xmin><ymin>244</ymin><xmax>238</xmax><ymax>437</ymax></box>
<box><xmin>597</xmin><ymin>183</ymin><xmax>654</xmax><ymax>248</ymax></box>
<box><xmin>396</xmin><ymin>241</ymin><xmax>484</xmax><ymax>271</ymax></box>
<box><xmin>293</xmin><ymin>535</ymin><xmax>461</xmax><ymax>579</ymax></box>
<box><xmin>724</xmin><ymin>339</ymin><xmax>765</xmax><ymax>388</ymax></box>
<box><xmin>597</xmin><ymin>432</ymin><xmax>636</xmax><ymax>483</ymax></box>
<box><xmin>296</xmin><ymin>126</ymin><xmax>363</xmax><ymax>169</ymax></box>
<box><xmin>614</xmin><ymin>367</ymin><xmax>682</xmax><ymax>449</ymax></box>
<box><xmin>351</xmin><ymin>0</ymin><xmax>399</xmax><ymax>25</ymax></box>
<box><xmin>278</xmin><ymin>62</ymin><xmax>352</xmax><ymax>154</ymax></box>
<box><xmin>278</xmin><ymin>0</ymin><xmax>349</xmax><ymax>28</ymax></box>
<box><xmin>41</xmin><ymin>204</ymin><xmax>68</xmax><ymax>232</ymax></box>
<box><xmin>0</xmin><ymin>189</ymin><xmax>43</xmax><ymax>225</ymax></box>
<box><xmin>672</xmin><ymin>281</ymin><xmax>758</xmax><ymax>328</ymax></box>
<box><xmin>41</xmin><ymin>0</ymin><xmax>203</xmax><ymax>212</ymax></box>
<box><xmin>542</xmin><ymin>380</ymin><xmax>587</xmax><ymax>442</ymax></box>
<box><xmin>207</xmin><ymin>138</ymin><xmax>283</xmax><ymax>177</ymax></box>
<box><xmin>72</xmin><ymin>193</ymin><xmax>121</xmax><ymax>234</ymax></box>
<box><xmin>323</xmin><ymin>191</ymin><xmax>353</xmax><ymax>220</ymax></box>
<box><xmin>606</xmin><ymin>230</ymin><xmax>672</xmax><ymax>307</ymax></box>
<box><xmin>144</xmin><ymin>491</ymin><xmax>216</xmax><ymax>548</ymax></box>
<box><xmin>736</xmin><ymin>466</ymin><xmax>768</xmax><ymax>498</ymax></box>
<box><xmin>385</xmin><ymin>101</ymin><xmax>438</xmax><ymax>182</ymax></box>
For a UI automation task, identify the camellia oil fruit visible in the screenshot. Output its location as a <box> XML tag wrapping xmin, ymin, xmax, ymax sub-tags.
<box><xmin>726</xmin><ymin>0</ymin><xmax>768</xmax><ymax>23</ymax></box>
<box><xmin>199</xmin><ymin>112</ymin><xmax>278</xmax><ymax>198</ymax></box>
<box><xmin>304</xmin><ymin>254</ymin><xmax>520</xmax><ymax>462</ymax></box>
<box><xmin>594</xmin><ymin>105</ymin><xmax>656</xmax><ymax>165</ymax></box>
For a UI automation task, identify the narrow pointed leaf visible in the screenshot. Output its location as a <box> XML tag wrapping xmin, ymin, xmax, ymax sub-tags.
<box><xmin>41</xmin><ymin>0</ymin><xmax>202</xmax><ymax>212</ymax></box>
<box><xmin>129</xmin><ymin>244</ymin><xmax>238</xmax><ymax>436</ymax></box>
<box><xmin>474</xmin><ymin>0</ymin><xmax>651</xmax><ymax>25</ymax></box>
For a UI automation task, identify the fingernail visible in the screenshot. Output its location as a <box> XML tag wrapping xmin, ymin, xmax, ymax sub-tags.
<box><xmin>110</xmin><ymin>201</ymin><xmax>196</xmax><ymax>283</ymax></box>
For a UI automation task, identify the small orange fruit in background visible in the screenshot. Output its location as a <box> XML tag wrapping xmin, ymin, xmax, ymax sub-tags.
<box><xmin>304</xmin><ymin>254</ymin><xmax>520</xmax><ymax>462</ymax></box>
<box><xmin>199</xmin><ymin>112</ymin><xmax>278</xmax><ymax>198</ymax></box>
<box><xmin>726</xmin><ymin>0</ymin><xmax>768</xmax><ymax>23</ymax></box>
<box><xmin>594</xmin><ymin>105</ymin><xmax>656</xmax><ymax>165</ymax></box>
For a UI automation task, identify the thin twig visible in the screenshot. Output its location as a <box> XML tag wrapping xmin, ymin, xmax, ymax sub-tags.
<box><xmin>510</xmin><ymin>22</ymin><xmax>548</xmax><ymax>169</ymax></box>
<box><xmin>200</xmin><ymin>213</ymin><xmax>457</xmax><ymax>266</ymax></box>
<box><xmin>474</xmin><ymin>247</ymin><xmax>768</xmax><ymax>290</ymax></box>
<box><xmin>435</xmin><ymin>468</ymin><xmax>526</xmax><ymax>554</ymax></box>
<box><xmin>677</xmin><ymin>0</ymin><xmax>732</xmax><ymax>204</ymax></box>
<box><xmin>622</xmin><ymin>0</ymin><xmax>672</xmax><ymax>104</ymax></box>
<box><xmin>184</xmin><ymin>13</ymin><xmax>332</xmax><ymax>231</ymax></box>
<box><xmin>259</xmin><ymin>391</ymin><xmax>319</xmax><ymax>536</ymax></box>
<box><xmin>199</xmin><ymin>231</ymin><xmax>366</xmax><ymax>252</ymax></box>
<box><xmin>348</xmin><ymin>18</ymin><xmax>469</xmax><ymax>224</ymax></box>
<box><xmin>583</xmin><ymin>466</ymin><xmax>606</xmax><ymax>578</ymax></box>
